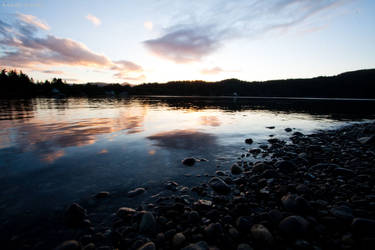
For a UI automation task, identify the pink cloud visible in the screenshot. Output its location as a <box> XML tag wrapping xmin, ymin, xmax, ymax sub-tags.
<box><xmin>0</xmin><ymin>14</ymin><xmax>144</xmax><ymax>82</ymax></box>
<box><xmin>86</xmin><ymin>14</ymin><xmax>101</xmax><ymax>26</ymax></box>
<box><xmin>200</xmin><ymin>66</ymin><xmax>224</xmax><ymax>75</ymax></box>
<box><xmin>17</xmin><ymin>13</ymin><xmax>50</xmax><ymax>30</ymax></box>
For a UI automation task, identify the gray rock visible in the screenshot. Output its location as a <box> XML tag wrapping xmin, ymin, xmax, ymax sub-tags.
<box><xmin>279</xmin><ymin>216</ymin><xmax>309</xmax><ymax>238</ymax></box>
<box><xmin>94</xmin><ymin>191</ymin><xmax>109</xmax><ymax>198</ymax></box>
<box><xmin>276</xmin><ymin>160</ymin><xmax>296</xmax><ymax>173</ymax></box>
<box><xmin>351</xmin><ymin>218</ymin><xmax>375</xmax><ymax>236</ymax></box>
<box><xmin>182</xmin><ymin>241</ymin><xmax>209</xmax><ymax>250</ymax></box>
<box><xmin>231</xmin><ymin>164</ymin><xmax>243</xmax><ymax>175</ymax></box>
<box><xmin>128</xmin><ymin>187</ymin><xmax>146</xmax><ymax>197</ymax></box>
<box><xmin>237</xmin><ymin>243</ymin><xmax>254</xmax><ymax>250</ymax></box>
<box><xmin>117</xmin><ymin>207</ymin><xmax>136</xmax><ymax>219</ymax></box>
<box><xmin>252</xmin><ymin>162</ymin><xmax>272</xmax><ymax>174</ymax></box>
<box><xmin>333</xmin><ymin>167</ymin><xmax>354</xmax><ymax>177</ymax></box>
<box><xmin>65</xmin><ymin>203</ymin><xmax>86</xmax><ymax>227</ymax></box>
<box><xmin>182</xmin><ymin>158</ymin><xmax>196</xmax><ymax>166</ymax></box>
<box><xmin>251</xmin><ymin>224</ymin><xmax>273</xmax><ymax>244</ymax></box>
<box><xmin>204</xmin><ymin>223</ymin><xmax>223</xmax><ymax>238</ymax></box>
<box><xmin>330</xmin><ymin>205</ymin><xmax>353</xmax><ymax>221</ymax></box>
<box><xmin>55</xmin><ymin>240</ymin><xmax>81</xmax><ymax>250</ymax></box>
<box><xmin>172</xmin><ymin>232</ymin><xmax>186</xmax><ymax>247</ymax></box>
<box><xmin>82</xmin><ymin>243</ymin><xmax>95</xmax><ymax>250</ymax></box>
<box><xmin>358</xmin><ymin>135</ymin><xmax>375</xmax><ymax>145</ymax></box>
<box><xmin>245</xmin><ymin>138</ymin><xmax>253</xmax><ymax>144</ymax></box>
<box><xmin>139</xmin><ymin>212</ymin><xmax>157</xmax><ymax>235</ymax></box>
<box><xmin>281</xmin><ymin>194</ymin><xmax>311</xmax><ymax>214</ymax></box>
<box><xmin>137</xmin><ymin>242</ymin><xmax>156</xmax><ymax>250</ymax></box>
<box><xmin>208</xmin><ymin>177</ymin><xmax>231</xmax><ymax>194</ymax></box>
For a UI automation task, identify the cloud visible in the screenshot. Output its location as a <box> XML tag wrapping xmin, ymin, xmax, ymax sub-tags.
<box><xmin>144</xmin><ymin>21</ymin><xmax>153</xmax><ymax>30</ymax></box>
<box><xmin>0</xmin><ymin>14</ymin><xmax>145</xmax><ymax>82</ymax></box>
<box><xmin>144</xmin><ymin>25</ymin><xmax>221</xmax><ymax>63</ymax></box>
<box><xmin>41</xmin><ymin>70</ymin><xmax>64</xmax><ymax>74</ymax></box>
<box><xmin>144</xmin><ymin>0</ymin><xmax>351</xmax><ymax>63</ymax></box>
<box><xmin>200</xmin><ymin>66</ymin><xmax>224</xmax><ymax>75</ymax></box>
<box><xmin>86</xmin><ymin>14</ymin><xmax>101</xmax><ymax>26</ymax></box>
<box><xmin>17</xmin><ymin>13</ymin><xmax>50</xmax><ymax>30</ymax></box>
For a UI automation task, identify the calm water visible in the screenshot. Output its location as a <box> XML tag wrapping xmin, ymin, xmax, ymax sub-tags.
<box><xmin>0</xmin><ymin>97</ymin><xmax>374</xmax><ymax>228</ymax></box>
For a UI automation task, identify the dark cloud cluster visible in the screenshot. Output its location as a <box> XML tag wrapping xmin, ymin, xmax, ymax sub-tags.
<box><xmin>144</xmin><ymin>0</ymin><xmax>350</xmax><ymax>63</ymax></box>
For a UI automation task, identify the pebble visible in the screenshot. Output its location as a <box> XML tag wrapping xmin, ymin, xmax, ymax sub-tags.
<box><xmin>128</xmin><ymin>187</ymin><xmax>146</xmax><ymax>197</ymax></box>
<box><xmin>139</xmin><ymin>212</ymin><xmax>157</xmax><ymax>235</ymax></box>
<box><xmin>136</xmin><ymin>242</ymin><xmax>156</xmax><ymax>250</ymax></box>
<box><xmin>251</xmin><ymin>224</ymin><xmax>273</xmax><ymax>244</ymax></box>
<box><xmin>55</xmin><ymin>240</ymin><xmax>81</xmax><ymax>250</ymax></box>
<box><xmin>279</xmin><ymin>216</ymin><xmax>309</xmax><ymax>238</ymax></box>
<box><xmin>182</xmin><ymin>157</ymin><xmax>196</xmax><ymax>166</ymax></box>
<box><xmin>208</xmin><ymin>177</ymin><xmax>231</xmax><ymax>194</ymax></box>
<box><xmin>172</xmin><ymin>232</ymin><xmax>186</xmax><ymax>247</ymax></box>
<box><xmin>231</xmin><ymin>164</ymin><xmax>243</xmax><ymax>175</ymax></box>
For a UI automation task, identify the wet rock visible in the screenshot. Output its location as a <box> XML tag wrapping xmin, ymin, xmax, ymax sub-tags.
<box><xmin>285</xmin><ymin>128</ymin><xmax>292</xmax><ymax>132</ymax></box>
<box><xmin>249</xmin><ymin>148</ymin><xmax>261</xmax><ymax>154</ymax></box>
<box><xmin>128</xmin><ymin>187</ymin><xmax>146</xmax><ymax>197</ymax></box>
<box><xmin>182</xmin><ymin>158</ymin><xmax>196</xmax><ymax>166</ymax></box>
<box><xmin>266</xmin><ymin>126</ymin><xmax>275</xmax><ymax>129</ymax></box>
<box><xmin>172</xmin><ymin>232</ymin><xmax>186</xmax><ymax>247</ymax></box>
<box><xmin>268</xmin><ymin>209</ymin><xmax>283</xmax><ymax>225</ymax></box>
<box><xmin>293</xmin><ymin>131</ymin><xmax>304</xmax><ymax>136</ymax></box>
<box><xmin>251</xmin><ymin>224</ymin><xmax>273</xmax><ymax>244</ymax></box>
<box><xmin>351</xmin><ymin>218</ymin><xmax>375</xmax><ymax>236</ymax></box>
<box><xmin>208</xmin><ymin>177</ymin><xmax>231</xmax><ymax>194</ymax></box>
<box><xmin>236</xmin><ymin>216</ymin><xmax>253</xmax><ymax>233</ymax></box>
<box><xmin>296</xmin><ymin>184</ymin><xmax>310</xmax><ymax>194</ymax></box>
<box><xmin>231</xmin><ymin>164</ymin><xmax>243</xmax><ymax>175</ymax></box>
<box><xmin>281</xmin><ymin>194</ymin><xmax>311</xmax><ymax>214</ymax></box>
<box><xmin>252</xmin><ymin>162</ymin><xmax>272</xmax><ymax>174</ymax></box>
<box><xmin>82</xmin><ymin>243</ymin><xmax>95</xmax><ymax>250</ymax></box>
<box><xmin>268</xmin><ymin>138</ymin><xmax>281</xmax><ymax>144</ymax></box>
<box><xmin>55</xmin><ymin>240</ymin><xmax>81</xmax><ymax>250</ymax></box>
<box><xmin>205</xmin><ymin>223</ymin><xmax>224</xmax><ymax>238</ymax></box>
<box><xmin>237</xmin><ymin>243</ymin><xmax>254</xmax><ymax>250</ymax></box>
<box><xmin>116</xmin><ymin>207</ymin><xmax>136</xmax><ymax>219</ymax></box>
<box><xmin>94</xmin><ymin>191</ymin><xmax>110</xmax><ymax>198</ymax></box>
<box><xmin>330</xmin><ymin>205</ymin><xmax>353</xmax><ymax>221</ymax></box>
<box><xmin>276</xmin><ymin>160</ymin><xmax>296</xmax><ymax>173</ymax></box>
<box><xmin>137</xmin><ymin>242</ymin><xmax>156</xmax><ymax>250</ymax></box>
<box><xmin>188</xmin><ymin>210</ymin><xmax>200</xmax><ymax>223</ymax></box>
<box><xmin>182</xmin><ymin>241</ymin><xmax>209</xmax><ymax>250</ymax></box>
<box><xmin>215</xmin><ymin>170</ymin><xmax>227</xmax><ymax>176</ymax></box>
<box><xmin>333</xmin><ymin>167</ymin><xmax>354</xmax><ymax>177</ymax></box>
<box><xmin>245</xmin><ymin>138</ymin><xmax>253</xmax><ymax>144</ymax></box>
<box><xmin>279</xmin><ymin>216</ymin><xmax>309</xmax><ymax>238</ymax></box>
<box><xmin>139</xmin><ymin>212</ymin><xmax>157</xmax><ymax>235</ymax></box>
<box><xmin>358</xmin><ymin>135</ymin><xmax>375</xmax><ymax>145</ymax></box>
<box><xmin>65</xmin><ymin>203</ymin><xmax>86</xmax><ymax>227</ymax></box>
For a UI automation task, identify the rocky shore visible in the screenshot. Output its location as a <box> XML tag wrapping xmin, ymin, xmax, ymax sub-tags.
<box><xmin>53</xmin><ymin>122</ymin><xmax>375</xmax><ymax>249</ymax></box>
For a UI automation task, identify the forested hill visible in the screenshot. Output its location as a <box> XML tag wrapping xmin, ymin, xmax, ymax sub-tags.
<box><xmin>0</xmin><ymin>68</ymin><xmax>374</xmax><ymax>98</ymax></box>
<box><xmin>131</xmin><ymin>69</ymin><xmax>375</xmax><ymax>98</ymax></box>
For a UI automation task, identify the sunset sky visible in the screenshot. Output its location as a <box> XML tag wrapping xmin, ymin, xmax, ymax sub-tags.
<box><xmin>0</xmin><ymin>0</ymin><xmax>374</xmax><ymax>84</ymax></box>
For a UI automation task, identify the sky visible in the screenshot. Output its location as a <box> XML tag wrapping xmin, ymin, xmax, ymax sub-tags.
<box><xmin>0</xmin><ymin>0</ymin><xmax>374</xmax><ymax>84</ymax></box>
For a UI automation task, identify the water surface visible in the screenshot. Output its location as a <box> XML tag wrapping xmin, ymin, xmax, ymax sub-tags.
<box><xmin>0</xmin><ymin>97</ymin><xmax>374</xmax><ymax>230</ymax></box>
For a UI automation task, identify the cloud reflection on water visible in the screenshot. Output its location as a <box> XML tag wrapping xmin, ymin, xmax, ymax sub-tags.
<box><xmin>147</xmin><ymin>129</ymin><xmax>217</xmax><ymax>150</ymax></box>
<box><xmin>0</xmin><ymin>104</ymin><xmax>148</xmax><ymax>163</ymax></box>
<box><xmin>199</xmin><ymin>115</ymin><xmax>221</xmax><ymax>127</ymax></box>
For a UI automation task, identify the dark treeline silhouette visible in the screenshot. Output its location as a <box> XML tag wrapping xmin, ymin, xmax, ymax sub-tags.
<box><xmin>1</xmin><ymin>68</ymin><xmax>374</xmax><ymax>98</ymax></box>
